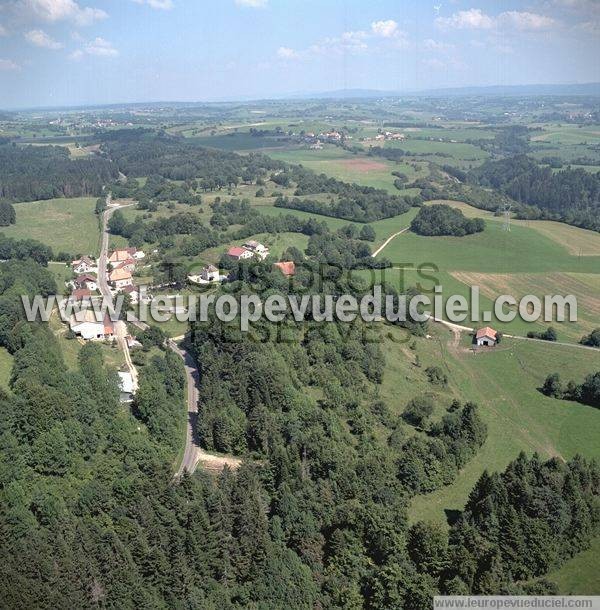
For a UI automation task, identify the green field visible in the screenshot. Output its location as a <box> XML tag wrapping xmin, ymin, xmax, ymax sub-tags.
<box><xmin>4</xmin><ymin>197</ymin><xmax>100</xmax><ymax>257</ymax></box>
<box><xmin>376</xmin><ymin>325</ymin><xmax>600</xmax><ymax>527</ymax></box>
<box><xmin>543</xmin><ymin>536</ymin><xmax>600</xmax><ymax>594</ymax></box>
<box><xmin>376</xmin><ymin>215</ymin><xmax>600</xmax><ymax>274</ymax></box>
<box><xmin>267</xmin><ymin>146</ymin><xmax>424</xmax><ymax>193</ymax></box>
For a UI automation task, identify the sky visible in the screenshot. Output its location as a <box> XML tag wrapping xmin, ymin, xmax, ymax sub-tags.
<box><xmin>0</xmin><ymin>0</ymin><xmax>599</xmax><ymax>108</ymax></box>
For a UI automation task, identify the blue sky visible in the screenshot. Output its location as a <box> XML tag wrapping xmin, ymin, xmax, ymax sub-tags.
<box><xmin>0</xmin><ymin>0</ymin><xmax>599</xmax><ymax>108</ymax></box>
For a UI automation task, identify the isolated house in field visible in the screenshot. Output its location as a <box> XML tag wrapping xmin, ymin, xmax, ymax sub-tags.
<box><xmin>475</xmin><ymin>327</ymin><xmax>498</xmax><ymax>347</ymax></box>
<box><xmin>71</xmin><ymin>256</ymin><xmax>96</xmax><ymax>274</ymax></box>
<box><xmin>109</xmin><ymin>268</ymin><xmax>133</xmax><ymax>289</ymax></box>
<box><xmin>74</xmin><ymin>273</ymin><xmax>98</xmax><ymax>292</ymax></box>
<box><xmin>227</xmin><ymin>246</ymin><xmax>253</xmax><ymax>261</ymax></box>
<box><xmin>243</xmin><ymin>240</ymin><xmax>269</xmax><ymax>260</ymax></box>
<box><xmin>273</xmin><ymin>261</ymin><xmax>296</xmax><ymax>276</ymax></box>
<box><xmin>118</xmin><ymin>371</ymin><xmax>135</xmax><ymax>403</ymax></box>
<box><xmin>70</xmin><ymin>311</ymin><xmax>115</xmax><ymax>341</ymax></box>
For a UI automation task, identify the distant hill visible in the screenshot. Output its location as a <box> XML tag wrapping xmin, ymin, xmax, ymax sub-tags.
<box><xmin>289</xmin><ymin>82</ymin><xmax>600</xmax><ymax>100</ymax></box>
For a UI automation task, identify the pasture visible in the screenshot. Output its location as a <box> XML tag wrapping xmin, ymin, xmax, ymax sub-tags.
<box><xmin>382</xmin><ymin>325</ymin><xmax>600</xmax><ymax>526</ymax></box>
<box><xmin>4</xmin><ymin>197</ymin><xmax>100</xmax><ymax>257</ymax></box>
<box><xmin>267</xmin><ymin>146</ymin><xmax>422</xmax><ymax>193</ymax></box>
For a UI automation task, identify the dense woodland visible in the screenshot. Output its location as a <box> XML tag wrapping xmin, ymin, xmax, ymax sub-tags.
<box><xmin>469</xmin><ymin>155</ymin><xmax>600</xmax><ymax>232</ymax></box>
<box><xmin>410</xmin><ymin>204</ymin><xmax>485</xmax><ymax>237</ymax></box>
<box><xmin>0</xmin><ymin>143</ymin><xmax>117</xmax><ymax>202</ymax></box>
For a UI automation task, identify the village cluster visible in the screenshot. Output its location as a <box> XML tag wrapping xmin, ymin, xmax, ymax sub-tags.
<box><xmin>65</xmin><ymin>246</ymin><xmax>145</xmax><ymax>342</ymax></box>
<box><xmin>304</xmin><ymin>129</ymin><xmax>406</xmax><ymax>150</ymax></box>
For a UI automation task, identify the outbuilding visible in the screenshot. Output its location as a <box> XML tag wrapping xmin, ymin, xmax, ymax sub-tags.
<box><xmin>475</xmin><ymin>327</ymin><xmax>498</xmax><ymax>347</ymax></box>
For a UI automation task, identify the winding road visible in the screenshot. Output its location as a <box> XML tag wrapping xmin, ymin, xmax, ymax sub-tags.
<box><xmin>100</xmin><ymin>198</ymin><xmax>240</xmax><ymax>477</ymax></box>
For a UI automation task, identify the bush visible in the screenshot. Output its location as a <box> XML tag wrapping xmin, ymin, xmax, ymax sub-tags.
<box><xmin>403</xmin><ymin>395</ymin><xmax>435</xmax><ymax>427</ymax></box>
<box><xmin>426</xmin><ymin>365</ymin><xmax>448</xmax><ymax>386</ymax></box>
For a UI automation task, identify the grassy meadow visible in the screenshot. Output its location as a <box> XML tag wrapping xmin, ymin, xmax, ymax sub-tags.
<box><xmin>5</xmin><ymin>197</ymin><xmax>100</xmax><ymax>257</ymax></box>
<box><xmin>376</xmin><ymin>324</ymin><xmax>600</xmax><ymax>528</ymax></box>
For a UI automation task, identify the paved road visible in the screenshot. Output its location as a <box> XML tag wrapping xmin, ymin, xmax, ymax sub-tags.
<box><xmin>100</xmin><ymin>200</ymin><xmax>240</xmax><ymax>477</ymax></box>
<box><xmin>98</xmin><ymin>199</ymin><xmax>139</xmax><ymax>390</ymax></box>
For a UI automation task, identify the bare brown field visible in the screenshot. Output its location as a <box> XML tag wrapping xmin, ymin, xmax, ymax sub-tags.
<box><xmin>340</xmin><ymin>158</ymin><xmax>389</xmax><ymax>172</ymax></box>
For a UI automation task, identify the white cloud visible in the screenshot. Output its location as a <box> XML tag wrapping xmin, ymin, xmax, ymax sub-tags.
<box><xmin>70</xmin><ymin>36</ymin><xmax>118</xmax><ymax>59</ymax></box>
<box><xmin>371</xmin><ymin>19</ymin><xmax>399</xmax><ymax>38</ymax></box>
<box><xmin>0</xmin><ymin>58</ymin><xmax>20</xmax><ymax>71</ymax></box>
<box><xmin>85</xmin><ymin>37</ymin><xmax>118</xmax><ymax>57</ymax></box>
<box><xmin>436</xmin><ymin>8</ymin><xmax>557</xmax><ymax>31</ymax></box>
<box><xmin>0</xmin><ymin>24</ymin><xmax>7</xmax><ymax>36</ymax></box>
<box><xmin>276</xmin><ymin>46</ymin><xmax>299</xmax><ymax>59</ymax></box>
<box><xmin>25</xmin><ymin>28</ymin><xmax>64</xmax><ymax>49</ymax></box>
<box><xmin>132</xmin><ymin>0</ymin><xmax>174</xmax><ymax>10</ymax></box>
<box><xmin>423</xmin><ymin>38</ymin><xmax>454</xmax><ymax>51</ymax></box>
<box><xmin>234</xmin><ymin>0</ymin><xmax>267</xmax><ymax>7</ymax></box>
<box><xmin>436</xmin><ymin>8</ymin><xmax>494</xmax><ymax>29</ymax></box>
<box><xmin>498</xmin><ymin>11</ymin><xmax>556</xmax><ymax>30</ymax></box>
<box><xmin>275</xmin><ymin>18</ymin><xmax>410</xmax><ymax>61</ymax></box>
<box><xmin>18</xmin><ymin>0</ymin><xmax>107</xmax><ymax>26</ymax></box>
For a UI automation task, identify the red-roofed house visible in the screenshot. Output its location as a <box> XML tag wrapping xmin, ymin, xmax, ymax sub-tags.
<box><xmin>475</xmin><ymin>327</ymin><xmax>498</xmax><ymax>347</ymax></box>
<box><xmin>273</xmin><ymin>261</ymin><xmax>296</xmax><ymax>276</ymax></box>
<box><xmin>74</xmin><ymin>273</ymin><xmax>98</xmax><ymax>292</ymax></box>
<box><xmin>227</xmin><ymin>246</ymin><xmax>253</xmax><ymax>261</ymax></box>
<box><xmin>68</xmin><ymin>288</ymin><xmax>92</xmax><ymax>303</ymax></box>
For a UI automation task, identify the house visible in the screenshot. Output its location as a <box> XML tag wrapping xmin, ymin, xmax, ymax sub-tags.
<box><xmin>118</xmin><ymin>371</ymin><xmax>135</xmax><ymax>403</ymax></box>
<box><xmin>74</xmin><ymin>273</ymin><xmax>98</xmax><ymax>292</ymax></box>
<box><xmin>109</xmin><ymin>247</ymin><xmax>144</xmax><ymax>264</ymax></box>
<box><xmin>113</xmin><ymin>257</ymin><xmax>136</xmax><ymax>273</ymax></box>
<box><xmin>70</xmin><ymin>311</ymin><xmax>115</xmax><ymax>341</ymax></box>
<box><xmin>201</xmin><ymin>264</ymin><xmax>220</xmax><ymax>282</ymax></box>
<box><xmin>68</xmin><ymin>288</ymin><xmax>92</xmax><ymax>304</ymax></box>
<box><xmin>243</xmin><ymin>240</ymin><xmax>269</xmax><ymax>260</ymax></box>
<box><xmin>475</xmin><ymin>327</ymin><xmax>498</xmax><ymax>347</ymax></box>
<box><xmin>109</xmin><ymin>268</ymin><xmax>133</xmax><ymax>289</ymax></box>
<box><xmin>227</xmin><ymin>246</ymin><xmax>253</xmax><ymax>261</ymax></box>
<box><xmin>273</xmin><ymin>261</ymin><xmax>296</xmax><ymax>276</ymax></box>
<box><xmin>119</xmin><ymin>284</ymin><xmax>139</xmax><ymax>304</ymax></box>
<box><xmin>71</xmin><ymin>256</ymin><xmax>97</xmax><ymax>274</ymax></box>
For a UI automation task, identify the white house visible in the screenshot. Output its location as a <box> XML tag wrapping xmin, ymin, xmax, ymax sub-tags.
<box><xmin>70</xmin><ymin>311</ymin><xmax>115</xmax><ymax>341</ymax></box>
<box><xmin>109</xmin><ymin>268</ymin><xmax>133</xmax><ymax>289</ymax></box>
<box><xmin>227</xmin><ymin>246</ymin><xmax>253</xmax><ymax>261</ymax></box>
<box><xmin>118</xmin><ymin>371</ymin><xmax>135</xmax><ymax>403</ymax></box>
<box><xmin>74</xmin><ymin>273</ymin><xmax>98</xmax><ymax>292</ymax></box>
<box><xmin>71</xmin><ymin>256</ymin><xmax>97</xmax><ymax>274</ymax></box>
<box><xmin>475</xmin><ymin>327</ymin><xmax>498</xmax><ymax>347</ymax></box>
<box><xmin>201</xmin><ymin>264</ymin><xmax>220</xmax><ymax>282</ymax></box>
<box><xmin>243</xmin><ymin>240</ymin><xmax>269</xmax><ymax>260</ymax></box>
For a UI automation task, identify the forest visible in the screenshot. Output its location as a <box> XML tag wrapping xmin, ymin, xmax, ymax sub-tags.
<box><xmin>469</xmin><ymin>155</ymin><xmax>600</xmax><ymax>232</ymax></box>
<box><xmin>0</xmin><ymin>250</ymin><xmax>596</xmax><ymax>608</ymax></box>
<box><xmin>0</xmin><ymin>144</ymin><xmax>117</xmax><ymax>202</ymax></box>
<box><xmin>410</xmin><ymin>204</ymin><xmax>485</xmax><ymax>237</ymax></box>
